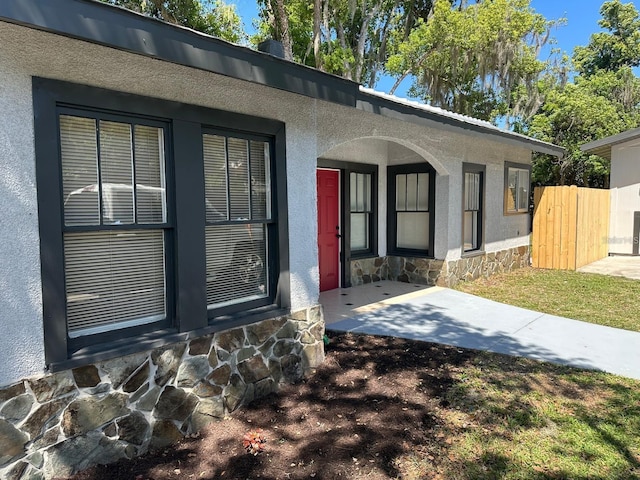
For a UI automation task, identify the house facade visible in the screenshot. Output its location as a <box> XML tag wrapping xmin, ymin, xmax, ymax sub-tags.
<box><xmin>0</xmin><ymin>0</ymin><xmax>563</xmax><ymax>477</ymax></box>
<box><xmin>582</xmin><ymin>128</ymin><xmax>640</xmax><ymax>256</ymax></box>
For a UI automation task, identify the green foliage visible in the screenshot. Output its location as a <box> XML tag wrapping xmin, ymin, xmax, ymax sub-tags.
<box><xmin>100</xmin><ymin>0</ymin><xmax>245</xmax><ymax>43</ymax></box>
<box><xmin>573</xmin><ymin>0</ymin><xmax>640</xmax><ymax>76</ymax></box>
<box><xmin>386</xmin><ymin>0</ymin><xmax>556</xmax><ymax>126</ymax></box>
<box><xmin>526</xmin><ymin>0</ymin><xmax>640</xmax><ymax>187</ymax></box>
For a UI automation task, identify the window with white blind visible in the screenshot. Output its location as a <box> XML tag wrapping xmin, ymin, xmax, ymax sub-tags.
<box><xmin>350</xmin><ymin>172</ymin><xmax>373</xmax><ymax>253</ymax></box>
<box><xmin>203</xmin><ymin>133</ymin><xmax>271</xmax><ymax>310</ymax></box>
<box><xmin>388</xmin><ymin>164</ymin><xmax>435</xmax><ymax>256</ymax></box>
<box><xmin>34</xmin><ymin>78</ymin><xmax>288</xmax><ymax>367</ymax></box>
<box><xmin>59</xmin><ymin>112</ymin><xmax>168</xmax><ymax>338</ymax></box>
<box><xmin>504</xmin><ymin>162</ymin><xmax>531</xmax><ymax>214</ymax></box>
<box><xmin>463</xmin><ymin>164</ymin><xmax>484</xmax><ymax>253</ymax></box>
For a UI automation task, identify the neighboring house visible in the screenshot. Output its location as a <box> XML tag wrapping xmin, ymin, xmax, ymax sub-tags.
<box><xmin>582</xmin><ymin>129</ymin><xmax>640</xmax><ymax>256</ymax></box>
<box><xmin>0</xmin><ymin>0</ymin><xmax>563</xmax><ymax>477</ymax></box>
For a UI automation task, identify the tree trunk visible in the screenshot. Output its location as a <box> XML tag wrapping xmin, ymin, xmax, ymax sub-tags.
<box><xmin>313</xmin><ymin>0</ymin><xmax>323</xmax><ymax>69</ymax></box>
<box><xmin>270</xmin><ymin>0</ymin><xmax>294</xmax><ymax>61</ymax></box>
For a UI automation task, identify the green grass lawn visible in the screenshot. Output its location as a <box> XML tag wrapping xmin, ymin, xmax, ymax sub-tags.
<box><xmin>454</xmin><ymin>267</ymin><xmax>640</xmax><ymax>332</ymax></box>
<box><xmin>402</xmin><ymin>352</ymin><xmax>640</xmax><ymax>480</ymax></box>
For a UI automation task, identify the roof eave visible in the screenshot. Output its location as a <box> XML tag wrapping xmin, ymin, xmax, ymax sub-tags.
<box><xmin>581</xmin><ymin>127</ymin><xmax>640</xmax><ymax>161</ymax></box>
<box><xmin>356</xmin><ymin>90</ymin><xmax>565</xmax><ymax>158</ymax></box>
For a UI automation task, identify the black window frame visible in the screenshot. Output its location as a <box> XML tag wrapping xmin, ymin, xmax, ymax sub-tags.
<box><xmin>387</xmin><ymin>163</ymin><xmax>436</xmax><ymax>258</ymax></box>
<box><xmin>504</xmin><ymin>161</ymin><xmax>531</xmax><ymax>215</ymax></box>
<box><xmin>462</xmin><ymin>163</ymin><xmax>485</xmax><ymax>255</ymax></box>
<box><xmin>33</xmin><ymin>78</ymin><xmax>290</xmax><ymax>371</ymax></box>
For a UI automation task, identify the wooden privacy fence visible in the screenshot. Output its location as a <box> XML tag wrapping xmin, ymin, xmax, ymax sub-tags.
<box><xmin>532</xmin><ymin>186</ymin><xmax>610</xmax><ymax>270</ymax></box>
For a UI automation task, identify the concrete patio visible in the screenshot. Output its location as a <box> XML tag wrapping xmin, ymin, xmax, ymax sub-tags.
<box><xmin>577</xmin><ymin>255</ymin><xmax>640</xmax><ymax>280</ymax></box>
<box><xmin>321</xmin><ymin>281</ymin><xmax>640</xmax><ymax>380</ymax></box>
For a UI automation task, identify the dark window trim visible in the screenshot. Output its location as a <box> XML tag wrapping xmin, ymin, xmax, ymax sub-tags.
<box><xmin>461</xmin><ymin>163</ymin><xmax>485</xmax><ymax>256</ymax></box>
<box><xmin>34</xmin><ymin>77</ymin><xmax>290</xmax><ymax>369</ymax></box>
<box><xmin>317</xmin><ymin>159</ymin><xmax>378</xmax><ymax>288</ymax></box>
<box><xmin>504</xmin><ymin>161</ymin><xmax>531</xmax><ymax>215</ymax></box>
<box><xmin>387</xmin><ymin>163</ymin><xmax>436</xmax><ymax>258</ymax></box>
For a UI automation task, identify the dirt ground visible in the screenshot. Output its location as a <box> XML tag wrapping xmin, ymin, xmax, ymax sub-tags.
<box><xmin>62</xmin><ymin>333</ymin><xmax>478</xmax><ymax>480</ymax></box>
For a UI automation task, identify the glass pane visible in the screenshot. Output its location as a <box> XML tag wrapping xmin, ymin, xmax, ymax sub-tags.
<box><xmin>99</xmin><ymin>121</ymin><xmax>134</xmax><ymax>225</ymax></box>
<box><xmin>396</xmin><ymin>174</ymin><xmax>407</xmax><ymax>211</ymax></box>
<box><xmin>65</xmin><ymin>230</ymin><xmax>165</xmax><ymax>337</ymax></box>
<box><xmin>356</xmin><ymin>173</ymin><xmax>365</xmax><ymax>211</ymax></box>
<box><xmin>134</xmin><ymin>125</ymin><xmax>166</xmax><ymax>223</ymax></box>
<box><xmin>203</xmin><ymin>134</ymin><xmax>228</xmax><ymax>222</ymax></box>
<box><xmin>227</xmin><ymin>137</ymin><xmax>250</xmax><ymax>220</ymax></box>
<box><xmin>465</xmin><ymin>172</ymin><xmax>480</xmax><ymax>211</ymax></box>
<box><xmin>250</xmin><ymin>140</ymin><xmax>270</xmax><ymax>220</ymax></box>
<box><xmin>406</xmin><ymin>173</ymin><xmax>418</xmax><ymax>211</ymax></box>
<box><xmin>206</xmin><ymin>224</ymin><xmax>268</xmax><ymax>308</ymax></box>
<box><xmin>350</xmin><ymin>213</ymin><xmax>368</xmax><ymax>251</ymax></box>
<box><xmin>463</xmin><ymin>210</ymin><xmax>478</xmax><ymax>251</ymax></box>
<box><xmin>397</xmin><ymin>212</ymin><xmax>429</xmax><ymax>250</ymax></box>
<box><xmin>518</xmin><ymin>170</ymin><xmax>529</xmax><ymax>211</ymax></box>
<box><xmin>350</xmin><ymin>172</ymin><xmax>358</xmax><ymax>210</ymax></box>
<box><xmin>60</xmin><ymin>115</ymin><xmax>100</xmax><ymax>226</ymax></box>
<box><xmin>417</xmin><ymin>173</ymin><xmax>429</xmax><ymax>211</ymax></box>
<box><xmin>363</xmin><ymin>174</ymin><xmax>371</xmax><ymax>211</ymax></box>
<box><xmin>507</xmin><ymin>168</ymin><xmax>518</xmax><ymax>212</ymax></box>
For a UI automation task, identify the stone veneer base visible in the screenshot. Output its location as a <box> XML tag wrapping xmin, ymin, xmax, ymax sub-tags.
<box><xmin>351</xmin><ymin>246</ymin><xmax>530</xmax><ymax>287</ymax></box>
<box><xmin>0</xmin><ymin>306</ymin><xmax>325</xmax><ymax>480</ymax></box>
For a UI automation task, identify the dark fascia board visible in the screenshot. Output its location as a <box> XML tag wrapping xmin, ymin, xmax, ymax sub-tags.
<box><xmin>356</xmin><ymin>90</ymin><xmax>565</xmax><ymax>158</ymax></box>
<box><xmin>580</xmin><ymin>126</ymin><xmax>640</xmax><ymax>161</ymax></box>
<box><xmin>0</xmin><ymin>0</ymin><xmax>358</xmax><ymax>107</ymax></box>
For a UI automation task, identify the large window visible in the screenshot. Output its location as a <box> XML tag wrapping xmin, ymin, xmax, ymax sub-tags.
<box><xmin>387</xmin><ymin>164</ymin><xmax>435</xmax><ymax>256</ymax></box>
<box><xmin>34</xmin><ymin>78</ymin><xmax>288</xmax><ymax>369</ymax></box>
<box><xmin>505</xmin><ymin>162</ymin><xmax>530</xmax><ymax>214</ymax></box>
<box><xmin>462</xmin><ymin>164</ymin><xmax>484</xmax><ymax>253</ymax></box>
<box><xmin>59</xmin><ymin>112</ymin><xmax>169</xmax><ymax>339</ymax></box>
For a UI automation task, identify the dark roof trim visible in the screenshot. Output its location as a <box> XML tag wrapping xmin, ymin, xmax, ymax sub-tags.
<box><xmin>356</xmin><ymin>90</ymin><xmax>565</xmax><ymax>158</ymax></box>
<box><xmin>581</xmin><ymin>127</ymin><xmax>640</xmax><ymax>161</ymax></box>
<box><xmin>0</xmin><ymin>0</ymin><xmax>358</xmax><ymax>106</ymax></box>
<box><xmin>1</xmin><ymin>0</ymin><xmax>564</xmax><ymax>156</ymax></box>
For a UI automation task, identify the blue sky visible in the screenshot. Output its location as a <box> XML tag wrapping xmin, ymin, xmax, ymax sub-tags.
<box><xmin>229</xmin><ymin>0</ymin><xmax>638</xmax><ymax>97</ymax></box>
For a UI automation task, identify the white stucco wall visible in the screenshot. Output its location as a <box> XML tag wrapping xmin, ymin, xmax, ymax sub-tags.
<box><xmin>0</xmin><ymin>20</ymin><xmax>536</xmax><ymax>385</ymax></box>
<box><xmin>315</xmin><ymin>100</ymin><xmax>533</xmax><ymax>262</ymax></box>
<box><xmin>0</xmin><ymin>47</ymin><xmax>46</xmax><ymax>385</ymax></box>
<box><xmin>610</xmin><ymin>140</ymin><xmax>640</xmax><ymax>254</ymax></box>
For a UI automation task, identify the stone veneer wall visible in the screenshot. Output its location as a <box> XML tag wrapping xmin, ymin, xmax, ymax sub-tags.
<box><xmin>350</xmin><ymin>246</ymin><xmax>530</xmax><ymax>287</ymax></box>
<box><xmin>0</xmin><ymin>307</ymin><xmax>324</xmax><ymax>480</ymax></box>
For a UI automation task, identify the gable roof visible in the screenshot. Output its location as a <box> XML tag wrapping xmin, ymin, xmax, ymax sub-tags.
<box><xmin>581</xmin><ymin>127</ymin><xmax>640</xmax><ymax>161</ymax></box>
<box><xmin>0</xmin><ymin>0</ymin><xmax>564</xmax><ymax>158</ymax></box>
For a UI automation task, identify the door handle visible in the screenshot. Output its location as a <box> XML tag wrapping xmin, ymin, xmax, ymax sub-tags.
<box><xmin>335</xmin><ymin>226</ymin><xmax>341</xmax><ymax>238</ymax></box>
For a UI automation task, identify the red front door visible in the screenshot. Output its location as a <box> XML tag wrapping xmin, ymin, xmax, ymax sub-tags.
<box><xmin>317</xmin><ymin>169</ymin><xmax>340</xmax><ymax>291</ymax></box>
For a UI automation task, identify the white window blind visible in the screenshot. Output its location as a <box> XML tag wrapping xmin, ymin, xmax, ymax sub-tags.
<box><xmin>395</xmin><ymin>172</ymin><xmax>429</xmax><ymax>250</ymax></box>
<box><xmin>350</xmin><ymin>172</ymin><xmax>372</xmax><ymax>251</ymax></box>
<box><xmin>59</xmin><ymin>114</ymin><xmax>167</xmax><ymax>337</ymax></box>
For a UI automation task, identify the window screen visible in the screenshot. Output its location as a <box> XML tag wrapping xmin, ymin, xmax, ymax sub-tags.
<box><xmin>395</xmin><ymin>172</ymin><xmax>430</xmax><ymax>250</ymax></box>
<box><xmin>463</xmin><ymin>169</ymin><xmax>483</xmax><ymax>252</ymax></box>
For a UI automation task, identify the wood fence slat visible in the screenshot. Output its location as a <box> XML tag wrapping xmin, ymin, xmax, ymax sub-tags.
<box><xmin>532</xmin><ymin>185</ymin><xmax>609</xmax><ymax>270</ymax></box>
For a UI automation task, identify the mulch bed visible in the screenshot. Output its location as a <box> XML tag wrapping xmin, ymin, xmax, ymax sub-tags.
<box><xmin>64</xmin><ymin>333</ymin><xmax>477</xmax><ymax>480</ymax></box>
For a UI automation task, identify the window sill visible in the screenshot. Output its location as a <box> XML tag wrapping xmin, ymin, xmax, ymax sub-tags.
<box><xmin>49</xmin><ymin>305</ymin><xmax>288</xmax><ymax>373</ymax></box>
<box><xmin>504</xmin><ymin>210</ymin><xmax>530</xmax><ymax>216</ymax></box>
<box><xmin>387</xmin><ymin>249</ymin><xmax>433</xmax><ymax>259</ymax></box>
<box><xmin>349</xmin><ymin>251</ymin><xmax>378</xmax><ymax>261</ymax></box>
<box><xmin>461</xmin><ymin>249</ymin><xmax>486</xmax><ymax>259</ymax></box>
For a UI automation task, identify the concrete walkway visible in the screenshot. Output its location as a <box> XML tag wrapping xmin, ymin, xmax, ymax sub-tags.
<box><xmin>577</xmin><ymin>255</ymin><xmax>640</xmax><ymax>280</ymax></box>
<box><xmin>324</xmin><ymin>283</ymin><xmax>640</xmax><ymax>380</ymax></box>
